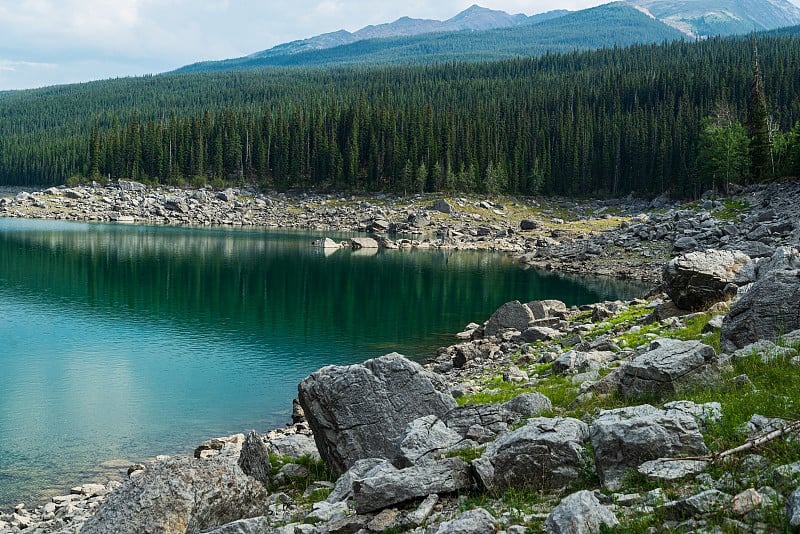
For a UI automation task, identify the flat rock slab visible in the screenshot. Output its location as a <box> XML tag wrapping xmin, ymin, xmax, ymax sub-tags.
<box><xmin>298</xmin><ymin>353</ymin><xmax>457</xmax><ymax>475</ymax></box>
<box><xmin>350</xmin><ymin>237</ymin><xmax>379</xmax><ymax>249</ymax></box>
<box><xmin>637</xmin><ymin>458</ymin><xmax>709</xmax><ymax>483</ymax></box>
<box><xmin>352</xmin><ymin>458</ymin><xmax>472</xmax><ymax>514</ymax></box>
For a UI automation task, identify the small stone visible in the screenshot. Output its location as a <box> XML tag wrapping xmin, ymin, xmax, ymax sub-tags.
<box><xmin>732</xmin><ymin>488</ymin><xmax>762</xmax><ymax>516</ymax></box>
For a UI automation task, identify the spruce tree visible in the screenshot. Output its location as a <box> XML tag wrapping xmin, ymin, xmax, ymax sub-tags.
<box><xmin>747</xmin><ymin>42</ymin><xmax>772</xmax><ymax>181</ymax></box>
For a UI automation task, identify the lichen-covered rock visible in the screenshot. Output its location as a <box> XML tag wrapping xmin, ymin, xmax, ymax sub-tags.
<box><xmin>502</xmin><ymin>392</ymin><xmax>553</xmax><ymax>417</ymax></box>
<box><xmin>544</xmin><ymin>490</ymin><xmax>619</xmax><ymax>534</ymax></box>
<box><xmin>80</xmin><ymin>456</ymin><xmax>270</xmax><ymax>534</ymax></box>
<box><xmin>787</xmin><ymin>486</ymin><xmax>800</xmax><ymax>527</ymax></box>
<box><xmin>297</xmin><ymin>353</ymin><xmax>457</xmax><ymax>475</ymax></box>
<box><xmin>473</xmin><ymin>417</ymin><xmax>589</xmax><ymax>492</ymax></box>
<box><xmin>443</xmin><ymin>403</ymin><xmax>519</xmax><ymax>442</ymax></box>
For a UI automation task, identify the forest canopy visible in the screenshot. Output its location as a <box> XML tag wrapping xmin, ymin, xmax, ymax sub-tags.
<box><xmin>1</xmin><ymin>29</ymin><xmax>800</xmax><ymax>198</ymax></box>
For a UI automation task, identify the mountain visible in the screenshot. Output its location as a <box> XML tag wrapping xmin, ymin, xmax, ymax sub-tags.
<box><xmin>628</xmin><ymin>0</ymin><xmax>800</xmax><ymax>37</ymax></box>
<box><xmin>175</xmin><ymin>3</ymin><xmax>682</xmax><ymax>73</ymax></box>
<box><xmin>246</xmin><ymin>5</ymin><xmax>562</xmax><ymax>59</ymax></box>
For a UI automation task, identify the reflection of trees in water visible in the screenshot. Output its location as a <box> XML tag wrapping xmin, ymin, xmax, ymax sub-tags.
<box><xmin>0</xmin><ymin>220</ymin><xmax>648</xmax><ymax>351</ymax></box>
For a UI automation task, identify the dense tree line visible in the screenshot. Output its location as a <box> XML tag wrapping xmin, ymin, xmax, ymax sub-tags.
<box><xmin>1</xmin><ymin>30</ymin><xmax>800</xmax><ymax>197</ymax></box>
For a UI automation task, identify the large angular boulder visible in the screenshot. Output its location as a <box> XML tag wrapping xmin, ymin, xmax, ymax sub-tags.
<box><xmin>545</xmin><ymin>490</ymin><xmax>619</xmax><ymax>534</ymax></box>
<box><xmin>663</xmin><ymin>249</ymin><xmax>753</xmax><ymax>310</ymax></box>
<box><xmin>472</xmin><ymin>417</ymin><xmax>589</xmax><ymax>492</ymax></box>
<box><xmin>80</xmin><ymin>456</ymin><xmax>270</xmax><ymax>534</ymax></box>
<box><xmin>485</xmin><ymin>300</ymin><xmax>535</xmax><ymax>337</ymax></box>
<box><xmin>297</xmin><ymin>353</ymin><xmax>457</xmax><ymax>475</ymax></box>
<box><xmin>351</xmin><ymin>458</ymin><xmax>472</xmax><ymax>514</ymax></box>
<box><xmin>721</xmin><ymin>269</ymin><xmax>800</xmax><ymax>353</ymax></box>
<box><xmin>617</xmin><ymin>339</ymin><xmax>719</xmax><ymax>400</ymax></box>
<box><xmin>589</xmin><ymin>405</ymin><xmax>709</xmax><ymax>490</ymax></box>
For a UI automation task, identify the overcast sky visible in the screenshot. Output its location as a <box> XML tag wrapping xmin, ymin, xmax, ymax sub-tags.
<box><xmin>2</xmin><ymin>0</ymin><xmax>800</xmax><ymax>91</ymax></box>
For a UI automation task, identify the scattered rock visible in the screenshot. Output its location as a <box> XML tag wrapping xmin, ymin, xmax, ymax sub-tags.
<box><xmin>394</xmin><ymin>415</ymin><xmax>467</xmax><ymax>467</ymax></box>
<box><xmin>788</xmin><ymin>486</ymin><xmax>800</xmax><ymax>527</ymax></box>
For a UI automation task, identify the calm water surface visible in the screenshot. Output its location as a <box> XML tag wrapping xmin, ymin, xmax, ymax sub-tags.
<box><xmin>0</xmin><ymin>218</ymin><xmax>646</xmax><ymax>508</ymax></box>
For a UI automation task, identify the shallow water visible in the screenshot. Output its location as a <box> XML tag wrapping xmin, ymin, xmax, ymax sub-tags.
<box><xmin>0</xmin><ymin>218</ymin><xmax>646</xmax><ymax>508</ymax></box>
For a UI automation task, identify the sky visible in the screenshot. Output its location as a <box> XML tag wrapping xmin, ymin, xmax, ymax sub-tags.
<box><xmin>0</xmin><ymin>0</ymin><xmax>613</xmax><ymax>90</ymax></box>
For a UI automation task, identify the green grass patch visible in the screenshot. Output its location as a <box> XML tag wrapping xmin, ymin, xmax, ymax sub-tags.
<box><xmin>457</xmin><ymin>376</ymin><xmax>534</xmax><ymax>405</ymax></box>
<box><xmin>713</xmin><ymin>198</ymin><xmax>749</xmax><ymax>222</ymax></box>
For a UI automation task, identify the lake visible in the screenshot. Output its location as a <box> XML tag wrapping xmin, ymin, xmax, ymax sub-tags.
<box><xmin>0</xmin><ymin>218</ymin><xmax>646</xmax><ymax>508</ymax></box>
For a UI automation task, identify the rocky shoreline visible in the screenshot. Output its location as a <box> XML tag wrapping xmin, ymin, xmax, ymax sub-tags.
<box><xmin>3</xmin><ymin>181</ymin><xmax>800</xmax><ymax>533</ymax></box>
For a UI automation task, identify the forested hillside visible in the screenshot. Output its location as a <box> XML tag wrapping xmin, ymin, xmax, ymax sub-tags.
<box><xmin>1</xmin><ymin>30</ymin><xmax>800</xmax><ymax>198</ymax></box>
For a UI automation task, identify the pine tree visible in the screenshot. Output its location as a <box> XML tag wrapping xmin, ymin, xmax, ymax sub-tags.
<box><xmin>747</xmin><ymin>41</ymin><xmax>772</xmax><ymax>182</ymax></box>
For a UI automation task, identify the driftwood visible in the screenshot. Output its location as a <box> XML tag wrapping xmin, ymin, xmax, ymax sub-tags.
<box><xmin>673</xmin><ymin>419</ymin><xmax>800</xmax><ymax>463</ymax></box>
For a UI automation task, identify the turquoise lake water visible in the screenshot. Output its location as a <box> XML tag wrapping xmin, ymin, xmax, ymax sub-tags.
<box><xmin>0</xmin><ymin>218</ymin><xmax>647</xmax><ymax>508</ymax></box>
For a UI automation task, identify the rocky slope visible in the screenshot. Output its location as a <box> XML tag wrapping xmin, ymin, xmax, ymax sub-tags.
<box><xmin>3</xmin><ymin>181</ymin><xmax>800</xmax><ymax>533</ymax></box>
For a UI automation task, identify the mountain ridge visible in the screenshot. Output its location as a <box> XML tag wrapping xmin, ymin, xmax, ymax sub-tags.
<box><xmin>175</xmin><ymin>0</ymin><xmax>800</xmax><ymax>75</ymax></box>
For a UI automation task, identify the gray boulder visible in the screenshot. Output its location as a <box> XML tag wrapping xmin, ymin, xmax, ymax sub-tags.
<box><xmin>485</xmin><ymin>301</ymin><xmax>535</xmax><ymax>337</ymax></box>
<box><xmin>502</xmin><ymin>393</ymin><xmax>553</xmax><ymax>417</ymax></box>
<box><xmin>637</xmin><ymin>459</ymin><xmax>709</xmax><ymax>483</ymax></box>
<box><xmin>663</xmin><ymin>249</ymin><xmax>753</xmax><ymax>310</ymax></box>
<box><xmin>527</xmin><ymin>299</ymin><xmax>568</xmax><ymax>320</ymax></box>
<box><xmin>617</xmin><ymin>338</ymin><xmax>719</xmax><ymax>400</ymax></box>
<box><xmin>544</xmin><ymin>490</ymin><xmax>619</xmax><ymax>534</ymax></box>
<box><xmin>472</xmin><ymin>417</ymin><xmax>590</xmax><ymax>492</ymax></box>
<box><xmin>432</xmin><ymin>199</ymin><xmax>455</xmax><ymax>214</ymax></box>
<box><xmin>238</xmin><ymin>431</ymin><xmax>271</xmax><ymax>485</ymax></box>
<box><xmin>521</xmin><ymin>326</ymin><xmax>561</xmax><ymax>343</ymax></box>
<box><xmin>297</xmin><ymin>353</ymin><xmax>457</xmax><ymax>475</ymax></box>
<box><xmin>352</xmin><ymin>458</ymin><xmax>472</xmax><ymax>514</ymax></box>
<box><xmin>435</xmin><ymin>508</ymin><xmax>497</xmax><ymax>534</ymax></box>
<box><xmin>81</xmin><ymin>456</ymin><xmax>270</xmax><ymax>534</ymax></box>
<box><xmin>350</xmin><ymin>237</ymin><xmax>379</xmax><ymax>249</ymax></box>
<box><xmin>395</xmin><ymin>415</ymin><xmax>467</xmax><ymax>467</ymax></box>
<box><xmin>721</xmin><ymin>269</ymin><xmax>800</xmax><ymax>353</ymax></box>
<box><xmin>589</xmin><ymin>405</ymin><xmax>709</xmax><ymax>490</ymax></box>
<box><xmin>788</xmin><ymin>486</ymin><xmax>800</xmax><ymax>527</ymax></box>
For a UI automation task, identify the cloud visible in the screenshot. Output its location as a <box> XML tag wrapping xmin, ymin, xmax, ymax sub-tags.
<box><xmin>0</xmin><ymin>0</ymin><xmax>620</xmax><ymax>89</ymax></box>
